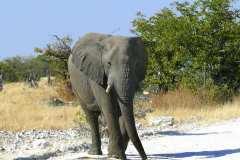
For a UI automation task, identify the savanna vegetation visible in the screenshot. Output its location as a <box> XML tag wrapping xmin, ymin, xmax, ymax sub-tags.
<box><xmin>0</xmin><ymin>0</ymin><xmax>240</xmax><ymax>131</ymax></box>
<box><xmin>0</xmin><ymin>56</ymin><xmax>48</xmax><ymax>82</ymax></box>
<box><xmin>0</xmin><ymin>35</ymin><xmax>72</xmax><ymax>83</ymax></box>
<box><xmin>133</xmin><ymin>0</ymin><xmax>240</xmax><ymax>103</ymax></box>
<box><xmin>0</xmin><ymin>80</ymin><xmax>83</xmax><ymax>131</ymax></box>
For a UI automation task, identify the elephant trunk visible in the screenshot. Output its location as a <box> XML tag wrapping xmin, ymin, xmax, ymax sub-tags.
<box><xmin>118</xmin><ymin>101</ymin><xmax>147</xmax><ymax>159</ymax></box>
<box><xmin>115</xmin><ymin>67</ymin><xmax>147</xmax><ymax>159</ymax></box>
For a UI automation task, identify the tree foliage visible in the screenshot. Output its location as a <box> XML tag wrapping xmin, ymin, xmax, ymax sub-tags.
<box><xmin>132</xmin><ymin>0</ymin><xmax>240</xmax><ymax>102</ymax></box>
<box><xmin>0</xmin><ymin>56</ymin><xmax>48</xmax><ymax>82</ymax></box>
<box><xmin>0</xmin><ymin>35</ymin><xmax>72</xmax><ymax>84</ymax></box>
<box><xmin>34</xmin><ymin>35</ymin><xmax>72</xmax><ymax>80</ymax></box>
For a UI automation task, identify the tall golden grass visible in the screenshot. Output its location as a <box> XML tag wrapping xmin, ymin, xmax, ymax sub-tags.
<box><xmin>1</xmin><ymin>79</ymin><xmax>239</xmax><ymax>131</ymax></box>
<box><xmin>0</xmin><ymin>80</ymin><xmax>80</xmax><ymax>131</ymax></box>
<box><xmin>142</xmin><ymin>89</ymin><xmax>240</xmax><ymax>125</ymax></box>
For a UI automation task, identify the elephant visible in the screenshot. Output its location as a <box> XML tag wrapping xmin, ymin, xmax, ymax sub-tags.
<box><xmin>68</xmin><ymin>33</ymin><xmax>148</xmax><ymax>160</ymax></box>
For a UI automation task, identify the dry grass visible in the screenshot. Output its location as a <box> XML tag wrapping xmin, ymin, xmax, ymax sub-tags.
<box><xmin>139</xmin><ymin>89</ymin><xmax>240</xmax><ymax>125</ymax></box>
<box><xmin>54</xmin><ymin>80</ymin><xmax>76</xmax><ymax>102</ymax></box>
<box><xmin>0</xmin><ymin>80</ymin><xmax>81</xmax><ymax>131</ymax></box>
<box><xmin>1</xmin><ymin>79</ymin><xmax>239</xmax><ymax>131</ymax></box>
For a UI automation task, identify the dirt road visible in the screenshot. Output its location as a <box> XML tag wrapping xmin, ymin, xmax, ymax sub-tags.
<box><xmin>52</xmin><ymin>119</ymin><xmax>240</xmax><ymax>160</ymax></box>
<box><xmin>126</xmin><ymin>119</ymin><xmax>240</xmax><ymax>160</ymax></box>
<box><xmin>1</xmin><ymin>119</ymin><xmax>240</xmax><ymax>160</ymax></box>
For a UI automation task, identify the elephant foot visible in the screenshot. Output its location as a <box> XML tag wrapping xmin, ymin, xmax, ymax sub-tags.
<box><xmin>108</xmin><ymin>154</ymin><xmax>126</xmax><ymax>160</ymax></box>
<box><xmin>88</xmin><ymin>147</ymin><xmax>103</xmax><ymax>155</ymax></box>
<box><xmin>108</xmin><ymin>149</ymin><xmax>126</xmax><ymax>160</ymax></box>
<box><xmin>141</xmin><ymin>155</ymin><xmax>148</xmax><ymax>160</ymax></box>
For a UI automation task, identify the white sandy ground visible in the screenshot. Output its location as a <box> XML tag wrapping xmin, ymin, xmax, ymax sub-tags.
<box><xmin>125</xmin><ymin>119</ymin><xmax>240</xmax><ymax>160</ymax></box>
<box><xmin>1</xmin><ymin>119</ymin><xmax>240</xmax><ymax>160</ymax></box>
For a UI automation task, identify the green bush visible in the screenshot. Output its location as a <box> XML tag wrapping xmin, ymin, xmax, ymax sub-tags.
<box><xmin>0</xmin><ymin>56</ymin><xmax>48</xmax><ymax>82</ymax></box>
<box><xmin>132</xmin><ymin>0</ymin><xmax>240</xmax><ymax>103</ymax></box>
<box><xmin>34</xmin><ymin>35</ymin><xmax>72</xmax><ymax>80</ymax></box>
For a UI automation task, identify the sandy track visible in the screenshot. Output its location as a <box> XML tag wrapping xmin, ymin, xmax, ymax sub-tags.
<box><xmin>1</xmin><ymin>119</ymin><xmax>240</xmax><ymax>160</ymax></box>
<box><xmin>57</xmin><ymin>119</ymin><xmax>240</xmax><ymax>160</ymax></box>
<box><xmin>126</xmin><ymin>119</ymin><xmax>240</xmax><ymax>160</ymax></box>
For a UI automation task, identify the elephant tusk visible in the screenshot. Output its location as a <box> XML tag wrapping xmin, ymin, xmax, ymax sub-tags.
<box><xmin>106</xmin><ymin>85</ymin><xmax>112</xmax><ymax>94</ymax></box>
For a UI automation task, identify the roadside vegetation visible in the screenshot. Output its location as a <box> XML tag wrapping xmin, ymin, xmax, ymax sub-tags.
<box><xmin>133</xmin><ymin>0</ymin><xmax>240</xmax><ymax>103</ymax></box>
<box><xmin>137</xmin><ymin>90</ymin><xmax>240</xmax><ymax>126</ymax></box>
<box><xmin>0</xmin><ymin>80</ymin><xmax>239</xmax><ymax>131</ymax></box>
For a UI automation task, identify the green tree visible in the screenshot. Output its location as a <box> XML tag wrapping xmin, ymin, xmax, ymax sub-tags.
<box><xmin>34</xmin><ymin>35</ymin><xmax>72</xmax><ymax>80</ymax></box>
<box><xmin>0</xmin><ymin>56</ymin><xmax>49</xmax><ymax>82</ymax></box>
<box><xmin>132</xmin><ymin>0</ymin><xmax>240</xmax><ymax>101</ymax></box>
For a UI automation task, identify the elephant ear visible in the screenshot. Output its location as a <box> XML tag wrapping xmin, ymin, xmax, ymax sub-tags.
<box><xmin>132</xmin><ymin>38</ymin><xmax>148</xmax><ymax>82</ymax></box>
<box><xmin>72</xmin><ymin>37</ymin><xmax>106</xmax><ymax>85</ymax></box>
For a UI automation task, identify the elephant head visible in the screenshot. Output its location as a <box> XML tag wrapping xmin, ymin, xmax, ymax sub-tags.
<box><xmin>71</xmin><ymin>33</ymin><xmax>147</xmax><ymax>158</ymax></box>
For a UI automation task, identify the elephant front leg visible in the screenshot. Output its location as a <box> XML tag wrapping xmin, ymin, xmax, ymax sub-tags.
<box><xmin>90</xmin><ymin>81</ymin><xmax>126</xmax><ymax>160</ymax></box>
<box><xmin>83</xmin><ymin>109</ymin><xmax>102</xmax><ymax>155</ymax></box>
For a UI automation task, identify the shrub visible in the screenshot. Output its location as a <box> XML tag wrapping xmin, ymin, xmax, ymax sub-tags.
<box><xmin>132</xmin><ymin>0</ymin><xmax>240</xmax><ymax>102</ymax></box>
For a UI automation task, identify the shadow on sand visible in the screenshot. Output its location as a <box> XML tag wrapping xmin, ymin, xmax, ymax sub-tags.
<box><xmin>158</xmin><ymin>130</ymin><xmax>221</xmax><ymax>136</ymax></box>
<box><xmin>14</xmin><ymin>151</ymin><xmax>58</xmax><ymax>160</ymax></box>
<box><xmin>128</xmin><ymin>148</ymin><xmax>240</xmax><ymax>159</ymax></box>
<box><xmin>14</xmin><ymin>148</ymin><xmax>240</xmax><ymax>160</ymax></box>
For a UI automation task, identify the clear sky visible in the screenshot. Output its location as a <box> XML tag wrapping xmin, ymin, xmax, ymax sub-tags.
<box><xmin>0</xmin><ymin>0</ymin><xmax>172</xmax><ymax>59</ymax></box>
<box><xmin>0</xmin><ymin>1</ymin><xmax>239</xmax><ymax>59</ymax></box>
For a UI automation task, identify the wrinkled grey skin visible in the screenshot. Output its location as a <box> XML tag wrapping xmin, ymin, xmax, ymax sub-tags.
<box><xmin>68</xmin><ymin>33</ymin><xmax>147</xmax><ymax>160</ymax></box>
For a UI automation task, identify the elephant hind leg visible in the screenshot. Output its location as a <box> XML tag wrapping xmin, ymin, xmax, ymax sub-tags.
<box><xmin>82</xmin><ymin>107</ymin><xmax>102</xmax><ymax>155</ymax></box>
<box><xmin>119</xmin><ymin>116</ymin><xmax>129</xmax><ymax>151</ymax></box>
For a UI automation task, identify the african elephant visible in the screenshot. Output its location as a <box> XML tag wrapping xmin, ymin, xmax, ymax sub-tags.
<box><xmin>68</xmin><ymin>33</ymin><xmax>147</xmax><ymax>160</ymax></box>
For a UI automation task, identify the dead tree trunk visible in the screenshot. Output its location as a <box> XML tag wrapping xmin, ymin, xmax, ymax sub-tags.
<box><xmin>0</xmin><ymin>73</ymin><xmax>3</xmax><ymax>91</ymax></box>
<box><xmin>47</xmin><ymin>69</ymin><xmax>52</xmax><ymax>85</ymax></box>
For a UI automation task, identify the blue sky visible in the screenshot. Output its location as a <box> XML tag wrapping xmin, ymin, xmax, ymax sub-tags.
<box><xmin>0</xmin><ymin>0</ymin><xmax>239</xmax><ymax>59</ymax></box>
<box><xmin>0</xmin><ymin>0</ymin><xmax>172</xmax><ymax>59</ymax></box>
